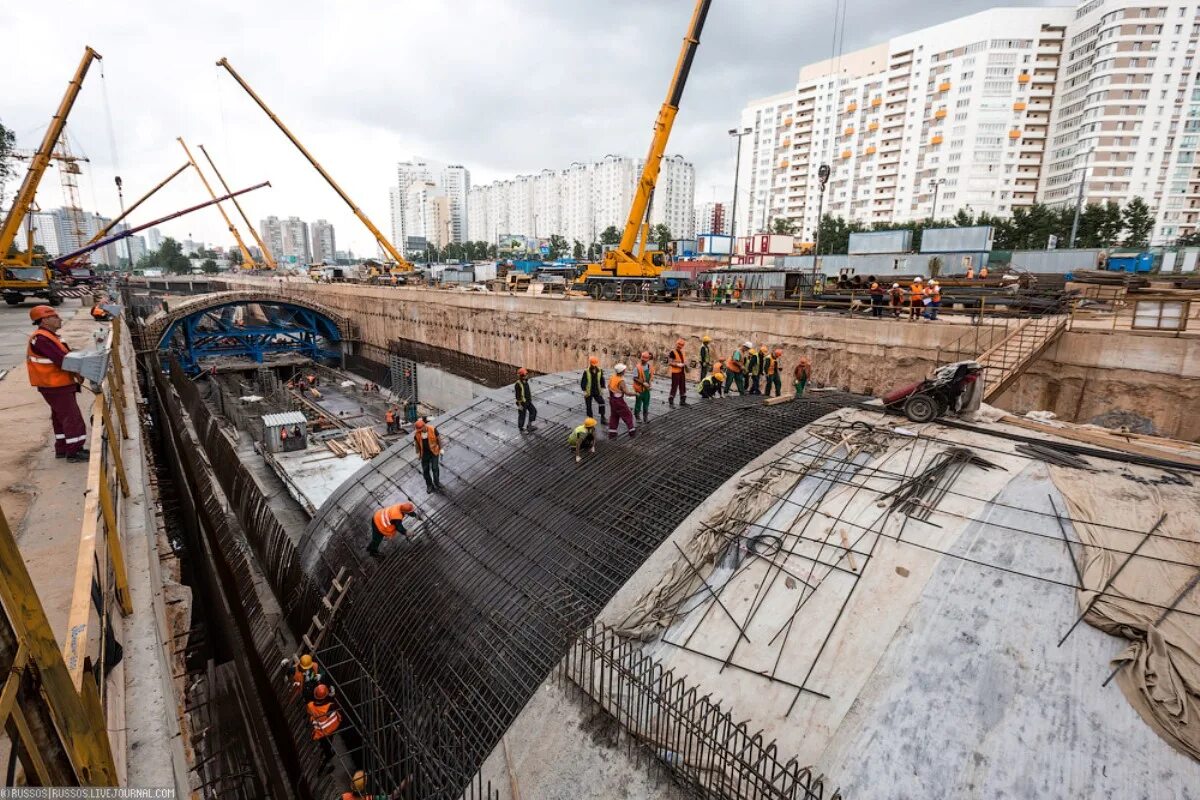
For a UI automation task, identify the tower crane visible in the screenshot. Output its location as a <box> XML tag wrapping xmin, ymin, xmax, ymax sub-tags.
<box><xmin>1</xmin><ymin>46</ymin><xmax>101</xmax><ymax>306</ymax></box>
<box><xmin>576</xmin><ymin>0</ymin><xmax>711</xmax><ymax>301</ymax></box>
<box><xmin>178</xmin><ymin>137</ymin><xmax>258</xmax><ymax>268</ymax></box>
<box><xmin>216</xmin><ymin>57</ymin><xmax>414</xmax><ymax>273</ymax></box>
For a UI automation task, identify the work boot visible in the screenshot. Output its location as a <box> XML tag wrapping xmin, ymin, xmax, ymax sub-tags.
<box><xmin>426</xmin><ymin>484</ymin><xmax>436</xmax><ymax>494</ymax></box>
<box><xmin>367</xmin><ymin>548</ymin><xmax>382</xmax><ymax>558</ymax></box>
<box><xmin>67</xmin><ymin>451</ymin><xmax>89</xmax><ymax>463</ymax></box>
<box><xmin>526</xmin><ymin>425</ymin><xmax>538</xmax><ymax>432</ymax></box>
<box><xmin>680</xmin><ymin>398</ymin><xmax>689</xmax><ymax>407</ymax></box>
<box><xmin>668</xmin><ymin>397</ymin><xmax>675</xmax><ymax>407</ymax></box>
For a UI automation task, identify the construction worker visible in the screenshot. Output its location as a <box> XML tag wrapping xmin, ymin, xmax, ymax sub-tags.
<box><xmin>698</xmin><ymin>369</ymin><xmax>725</xmax><ymax>399</ymax></box>
<box><xmin>745</xmin><ymin>346</ymin><xmax>760</xmax><ymax>395</ymax></box>
<box><xmin>343</xmin><ymin>769</ymin><xmax>410</xmax><ymax>800</ymax></box>
<box><xmin>764</xmin><ymin>348</ymin><xmax>782</xmax><ymax>398</ymax></box>
<box><xmin>794</xmin><ymin>356</ymin><xmax>812</xmax><ymax>398</ymax></box>
<box><xmin>607</xmin><ymin>363</ymin><xmax>637</xmax><ymax>438</ymax></box>
<box><xmin>751</xmin><ymin>346</ymin><xmax>770</xmax><ymax>395</ymax></box>
<box><xmin>414</xmin><ymin>420</ymin><xmax>443</xmax><ymax>493</ymax></box>
<box><xmin>668</xmin><ymin>338</ymin><xmax>688</xmax><ymax>407</ymax></box>
<box><xmin>632</xmin><ymin>351</ymin><xmax>654</xmax><ymax>423</ymax></box>
<box><xmin>515</xmin><ymin>367</ymin><xmax>538</xmax><ymax>432</ymax></box>
<box><xmin>889</xmin><ymin>283</ymin><xmax>904</xmax><ymax>318</ymax></box>
<box><xmin>568</xmin><ymin>418</ymin><xmax>598</xmax><ymax>463</ymax></box>
<box><xmin>306</xmin><ymin>683</ymin><xmax>341</xmax><ymax>761</ymax></box>
<box><xmin>965</xmin><ymin>266</ymin><xmax>976</xmax><ymax>280</ymax></box>
<box><xmin>89</xmin><ymin>303</ymin><xmax>111</xmax><ymax>322</ymax></box>
<box><xmin>284</xmin><ymin>653</ymin><xmax>327</xmax><ymax>702</ymax></box>
<box><xmin>724</xmin><ymin>342</ymin><xmax>749</xmax><ymax>395</ymax></box>
<box><xmin>979</xmin><ymin>265</ymin><xmax>989</xmax><ymax>279</ymax></box>
<box><xmin>924</xmin><ymin>279</ymin><xmax>941</xmax><ymax>321</ymax></box>
<box><xmin>580</xmin><ymin>355</ymin><xmax>607</xmax><ymax>426</ymax></box>
<box><xmin>25</xmin><ymin>306</ymin><xmax>88</xmax><ymax>462</ymax></box>
<box><xmin>698</xmin><ymin>335</ymin><xmax>713</xmax><ymax>379</ymax></box>
<box><xmin>869</xmin><ymin>281</ymin><xmax>885</xmax><ymax>318</ymax></box>
<box><xmin>385</xmin><ymin>407</ymin><xmax>397</xmax><ymax>435</ymax></box>
<box><xmin>909</xmin><ymin>277</ymin><xmax>924</xmax><ymax>321</ymax></box>
<box><xmin>368</xmin><ymin>501</ymin><xmax>418</xmax><ymax>556</ymax></box>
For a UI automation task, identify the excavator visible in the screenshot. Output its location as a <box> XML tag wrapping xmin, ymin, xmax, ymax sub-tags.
<box><xmin>575</xmin><ymin>0</ymin><xmax>711</xmax><ymax>301</ymax></box>
<box><xmin>1</xmin><ymin>47</ymin><xmax>101</xmax><ymax>306</ymax></box>
<box><xmin>216</xmin><ymin>58</ymin><xmax>415</xmax><ymax>278</ymax></box>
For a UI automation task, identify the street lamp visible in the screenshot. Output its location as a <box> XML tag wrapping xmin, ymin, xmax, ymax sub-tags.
<box><xmin>1069</xmin><ymin>145</ymin><xmax>1095</xmax><ymax>249</ymax></box>
<box><xmin>929</xmin><ymin>178</ymin><xmax>945</xmax><ymax>220</ymax></box>
<box><xmin>811</xmin><ymin>164</ymin><xmax>831</xmax><ymax>290</ymax></box>
<box><xmin>727</xmin><ymin>127</ymin><xmax>753</xmax><ymax>268</ymax></box>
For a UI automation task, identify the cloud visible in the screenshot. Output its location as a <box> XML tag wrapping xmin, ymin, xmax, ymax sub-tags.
<box><xmin>2</xmin><ymin>0</ymin><xmax>1063</xmax><ymax>253</ymax></box>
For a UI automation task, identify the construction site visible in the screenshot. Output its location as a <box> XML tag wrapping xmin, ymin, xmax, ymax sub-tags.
<box><xmin>3</xmin><ymin>2</ymin><xmax>1200</xmax><ymax>799</ymax></box>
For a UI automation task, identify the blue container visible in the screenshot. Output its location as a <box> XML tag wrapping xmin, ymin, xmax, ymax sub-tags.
<box><xmin>1107</xmin><ymin>253</ymin><xmax>1153</xmax><ymax>273</ymax></box>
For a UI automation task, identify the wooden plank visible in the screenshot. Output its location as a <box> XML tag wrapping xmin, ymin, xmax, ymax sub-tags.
<box><xmin>1002</xmin><ymin>415</ymin><xmax>1200</xmax><ymax>467</ymax></box>
<box><xmin>64</xmin><ymin>395</ymin><xmax>104</xmax><ymax>688</ymax></box>
<box><xmin>100</xmin><ymin>395</ymin><xmax>129</xmax><ymax>498</ymax></box>
<box><xmin>98</xmin><ymin>465</ymin><xmax>132</xmax><ymax>617</ymax></box>
<box><xmin>0</xmin><ymin>644</ymin><xmax>29</xmax><ymax>726</ymax></box>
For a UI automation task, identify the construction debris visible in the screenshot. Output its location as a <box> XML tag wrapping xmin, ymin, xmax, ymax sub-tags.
<box><xmin>325</xmin><ymin>427</ymin><xmax>383</xmax><ymax>459</ymax></box>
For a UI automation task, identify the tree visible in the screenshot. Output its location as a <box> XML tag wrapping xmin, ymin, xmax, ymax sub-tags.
<box><xmin>1122</xmin><ymin>196</ymin><xmax>1154</xmax><ymax>248</ymax></box>
<box><xmin>572</xmin><ymin>240</ymin><xmax>584</xmax><ymax>260</ymax></box>
<box><xmin>1175</xmin><ymin>230</ymin><xmax>1200</xmax><ymax>247</ymax></box>
<box><xmin>487</xmin><ymin>243</ymin><xmax>497</xmax><ymax>259</ymax></box>
<box><xmin>159</xmin><ymin>238</ymin><xmax>191</xmax><ymax>274</ymax></box>
<box><xmin>651</xmin><ymin>224</ymin><xmax>672</xmax><ymax>252</ymax></box>
<box><xmin>771</xmin><ymin>217</ymin><xmax>796</xmax><ymax>235</ymax></box>
<box><xmin>548</xmin><ymin>234</ymin><xmax>569</xmax><ymax>260</ymax></box>
<box><xmin>952</xmin><ymin>208</ymin><xmax>975</xmax><ymax>228</ymax></box>
<box><xmin>1096</xmin><ymin>200</ymin><xmax>1124</xmax><ymax>247</ymax></box>
<box><xmin>600</xmin><ymin>226</ymin><xmax>621</xmax><ymax>246</ymax></box>
<box><xmin>201</xmin><ymin>258</ymin><xmax>219</xmax><ymax>274</ymax></box>
<box><xmin>0</xmin><ymin>119</ymin><xmax>15</xmax><ymax>208</ymax></box>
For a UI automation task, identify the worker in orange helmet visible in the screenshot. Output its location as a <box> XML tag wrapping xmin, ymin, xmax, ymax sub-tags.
<box><xmin>794</xmin><ymin>356</ymin><xmax>812</xmax><ymax>398</ymax></box>
<box><xmin>306</xmin><ymin>683</ymin><xmax>341</xmax><ymax>761</ymax></box>
<box><xmin>414</xmin><ymin>419</ymin><xmax>443</xmax><ymax>493</ymax></box>
<box><xmin>384</xmin><ymin>407</ymin><xmax>397</xmax><ymax>435</ymax></box>
<box><xmin>632</xmin><ymin>351</ymin><xmax>654</xmax><ymax>423</ymax></box>
<box><xmin>283</xmin><ymin>652</ymin><xmax>327</xmax><ymax>702</ymax></box>
<box><xmin>668</xmin><ymin>338</ymin><xmax>689</xmax><ymax>407</ymax></box>
<box><xmin>25</xmin><ymin>305</ymin><xmax>88</xmax><ymax>462</ymax></box>
<box><xmin>342</xmin><ymin>769</ymin><xmax>411</xmax><ymax>800</ymax></box>
<box><xmin>368</xmin><ymin>500</ymin><xmax>419</xmax><ymax>557</ymax></box>
<box><xmin>515</xmin><ymin>367</ymin><xmax>538</xmax><ymax>433</ymax></box>
<box><xmin>579</xmin><ymin>355</ymin><xmax>606</xmax><ymax>426</ymax></box>
<box><xmin>764</xmin><ymin>348</ymin><xmax>783</xmax><ymax>397</ymax></box>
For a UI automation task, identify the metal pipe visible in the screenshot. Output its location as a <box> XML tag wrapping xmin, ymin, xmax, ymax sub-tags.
<box><xmin>197</xmin><ymin>145</ymin><xmax>277</xmax><ymax>270</ymax></box>
<box><xmin>51</xmin><ymin>181</ymin><xmax>270</xmax><ymax>266</ymax></box>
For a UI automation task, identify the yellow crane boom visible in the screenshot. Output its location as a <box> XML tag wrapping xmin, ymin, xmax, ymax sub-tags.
<box><xmin>215</xmin><ymin>57</ymin><xmax>413</xmax><ymax>271</ymax></box>
<box><xmin>178</xmin><ymin>137</ymin><xmax>257</xmax><ymax>267</ymax></box>
<box><xmin>1</xmin><ymin>46</ymin><xmax>101</xmax><ymax>265</ymax></box>
<box><xmin>198</xmin><ymin>144</ymin><xmax>277</xmax><ymax>270</ymax></box>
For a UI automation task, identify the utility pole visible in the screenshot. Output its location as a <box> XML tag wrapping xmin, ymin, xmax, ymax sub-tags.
<box><xmin>1069</xmin><ymin>146</ymin><xmax>1094</xmax><ymax>249</ymax></box>
<box><xmin>929</xmin><ymin>178</ymin><xmax>945</xmax><ymax>220</ymax></box>
<box><xmin>727</xmin><ymin>127</ymin><xmax>753</xmax><ymax>268</ymax></box>
<box><xmin>811</xmin><ymin>164</ymin><xmax>831</xmax><ymax>291</ymax></box>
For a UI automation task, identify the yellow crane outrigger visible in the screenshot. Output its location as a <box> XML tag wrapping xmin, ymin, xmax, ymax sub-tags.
<box><xmin>216</xmin><ymin>57</ymin><xmax>414</xmax><ymax>274</ymax></box>
<box><xmin>1</xmin><ymin>46</ymin><xmax>101</xmax><ymax>306</ymax></box>
<box><xmin>576</xmin><ymin>0</ymin><xmax>711</xmax><ymax>301</ymax></box>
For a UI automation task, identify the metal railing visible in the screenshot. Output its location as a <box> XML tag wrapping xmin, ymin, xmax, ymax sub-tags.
<box><xmin>560</xmin><ymin>623</ymin><xmax>842</xmax><ymax>800</ymax></box>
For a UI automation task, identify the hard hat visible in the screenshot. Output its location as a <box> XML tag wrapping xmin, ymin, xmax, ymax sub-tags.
<box><xmin>743</xmin><ymin>341</ymin><xmax>753</xmax><ymax>349</ymax></box>
<box><xmin>870</xmin><ymin>282</ymin><xmax>879</xmax><ymax>289</ymax></box>
<box><xmin>399</xmin><ymin>501</ymin><xmax>415</xmax><ymax>513</ymax></box>
<box><xmin>29</xmin><ymin>305</ymin><xmax>58</xmax><ymax>323</ymax></box>
<box><xmin>614</xmin><ymin>363</ymin><xmax>627</xmax><ymax>374</ymax></box>
<box><xmin>774</xmin><ymin>348</ymin><xmax>783</xmax><ymax>357</ymax></box>
<box><xmin>584</xmin><ymin>418</ymin><xmax>597</xmax><ymax>428</ymax></box>
<box><xmin>712</xmin><ymin>371</ymin><xmax>725</xmax><ymax>380</ymax></box>
<box><xmin>313</xmin><ymin>683</ymin><xmax>329</xmax><ymax>700</ymax></box>
<box><xmin>702</xmin><ymin>335</ymin><xmax>711</xmax><ymax>343</ymax></box>
<box><xmin>351</xmin><ymin>771</ymin><xmax>367</xmax><ymax>792</ymax></box>
<box><xmin>640</xmin><ymin>351</ymin><xmax>650</xmax><ymax>360</ymax></box>
<box><xmin>415</xmin><ymin>419</ymin><xmax>426</xmax><ymax>430</ymax></box>
<box><xmin>913</xmin><ymin>276</ymin><xmax>923</xmax><ymax>282</ymax></box>
<box><xmin>675</xmin><ymin>338</ymin><xmax>685</xmax><ymax>348</ymax></box>
<box><xmin>892</xmin><ymin>283</ymin><xmax>900</xmax><ymax>288</ymax></box>
<box><xmin>517</xmin><ymin>367</ymin><xmax>528</xmax><ymax>377</ymax></box>
<box><xmin>588</xmin><ymin>355</ymin><xmax>599</xmax><ymax>366</ymax></box>
<box><xmin>299</xmin><ymin>654</ymin><xmax>314</xmax><ymax>670</ymax></box>
<box><xmin>759</xmin><ymin>345</ymin><xmax>768</xmax><ymax>353</ymax></box>
<box><xmin>930</xmin><ymin>279</ymin><xmax>939</xmax><ymax>285</ymax></box>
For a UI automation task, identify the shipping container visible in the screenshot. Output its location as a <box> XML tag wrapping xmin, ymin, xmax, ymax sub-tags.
<box><xmin>1105</xmin><ymin>252</ymin><xmax>1153</xmax><ymax>273</ymax></box>
<box><xmin>920</xmin><ymin>226</ymin><xmax>994</xmax><ymax>253</ymax></box>
<box><xmin>670</xmin><ymin>238</ymin><xmax>700</xmax><ymax>258</ymax></box>
<box><xmin>473</xmin><ymin>262</ymin><xmax>497</xmax><ymax>282</ymax></box>
<box><xmin>848</xmin><ymin>229</ymin><xmax>912</xmax><ymax>255</ymax></box>
<box><xmin>741</xmin><ymin>234</ymin><xmax>795</xmax><ymax>255</ymax></box>
<box><xmin>1005</xmin><ymin>249</ymin><xmax>1101</xmax><ymax>274</ymax></box>
<box><xmin>699</xmin><ymin>234</ymin><xmax>734</xmax><ymax>256</ymax></box>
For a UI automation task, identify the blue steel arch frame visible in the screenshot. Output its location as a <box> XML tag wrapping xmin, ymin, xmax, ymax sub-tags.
<box><xmin>157</xmin><ymin>300</ymin><xmax>344</xmax><ymax>373</ymax></box>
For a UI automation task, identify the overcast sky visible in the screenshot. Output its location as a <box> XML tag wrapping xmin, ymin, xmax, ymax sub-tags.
<box><xmin>2</xmin><ymin>0</ymin><xmax>1064</xmax><ymax>255</ymax></box>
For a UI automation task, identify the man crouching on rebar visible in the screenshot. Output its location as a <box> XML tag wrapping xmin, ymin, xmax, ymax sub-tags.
<box><xmin>568</xmin><ymin>418</ymin><xmax>598</xmax><ymax>463</ymax></box>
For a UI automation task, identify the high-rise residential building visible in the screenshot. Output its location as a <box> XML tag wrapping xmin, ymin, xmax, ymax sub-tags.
<box><xmin>146</xmin><ymin>227</ymin><xmax>163</xmax><ymax>252</ymax></box>
<box><xmin>310</xmin><ymin>219</ymin><xmax>336</xmax><ymax>263</ymax></box>
<box><xmin>405</xmin><ymin>181</ymin><xmax>452</xmax><ymax>250</ymax></box>
<box><xmin>466</xmin><ymin>154</ymin><xmax>696</xmax><ymax>247</ymax></box>
<box><xmin>260</xmin><ymin>216</ymin><xmax>285</xmax><ymax>262</ymax></box>
<box><xmin>695</xmin><ymin>202</ymin><xmax>728</xmax><ymax>235</ymax></box>
<box><xmin>28</xmin><ymin>211</ymin><xmax>63</xmax><ymax>257</ymax></box>
<box><xmin>127</xmin><ymin>235</ymin><xmax>147</xmax><ymax>265</ymax></box>
<box><xmin>390</xmin><ymin>158</ymin><xmax>471</xmax><ymax>251</ymax></box>
<box><xmin>280</xmin><ymin>216</ymin><xmax>311</xmax><ymax>264</ymax></box>
<box><xmin>736</xmin><ymin>6</ymin><xmax>1075</xmax><ymax>240</ymax></box>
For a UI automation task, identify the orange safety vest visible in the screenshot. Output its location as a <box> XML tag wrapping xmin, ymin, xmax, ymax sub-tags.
<box><xmin>307</xmin><ymin>700</ymin><xmax>341</xmax><ymax>740</ymax></box>
<box><xmin>927</xmin><ymin>285</ymin><xmax>941</xmax><ymax>303</ymax></box>
<box><xmin>910</xmin><ymin>286</ymin><xmax>924</xmax><ymax>306</ymax></box>
<box><xmin>26</xmin><ymin>329</ymin><xmax>75</xmax><ymax>389</ymax></box>
<box><xmin>608</xmin><ymin>374</ymin><xmax>628</xmax><ymax>397</ymax></box>
<box><xmin>670</xmin><ymin>348</ymin><xmax>685</xmax><ymax>376</ymax></box>
<box><xmin>633</xmin><ymin>362</ymin><xmax>653</xmax><ymax>393</ymax></box>
<box><xmin>764</xmin><ymin>355</ymin><xmax>777</xmax><ymax>376</ymax></box>
<box><xmin>414</xmin><ymin>427</ymin><xmax>441</xmax><ymax>457</ymax></box>
<box><xmin>725</xmin><ymin>351</ymin><xmax>743</xmax><ymax>373</ymax></box>
<box><xmin>373</xmin><ymin>504</ymin><xmax>408</xmax><ymax>537</ymax></box>
<box><xmin>90</xmin><ymin>305</ymin><xmax>107</xmax><ymax>320</ymax></box>
<box><xmin>385</xmin><ymin>409</ymin><xmax>395</xmax><ymax>424</ymax></box>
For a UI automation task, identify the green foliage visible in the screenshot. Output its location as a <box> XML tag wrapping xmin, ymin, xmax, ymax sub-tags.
<box><xmin>159</xmin><ymin>238</ymin><xmax>191</xmax><ymax>274</ymax></box>
<box><xmin>572</xmin><ymin>240</ymin><xmax>584</xmax><ymax>260</ymax></box>
<box><xmin>1175</xmin><ymin>230</ymin><xmax>1200</xmax><ymax>246</ymax></box>
<box><xmin>651</xmin><ymin>224</ymin><xmax>672</xmax><ymax>252</ymax></box>
<box><xmin>487</xmin><ymin>243</ymin><xmax>497</xmax><ymax>259</ymax></box>
<box><xmin>1121</xmin><ymin>196</ymin><xmax>1154</xmax><ymax>248</ymax></box>
<box><xmin>201</xmin><ymin>258</ymin><xmax>219</xmax><ymax>274</ymax></box>
<box><xmin>0</xmin><ymin>119</ymin><xmax>15</xmax><ymax>207</ymax></box>
<box><xmin>599</xmin><ymin>226</ymin><xmax>621</xmax><ymax>246</ymax></box>
<box><xmin>548</xmin><ymin>234</ymin><xmax>569</xmax><ymax>259</ymax></box>
<box><xmin>771</xmin><ymin>217</ymin><xmax>796</xmax><ymax>235</ymax></box>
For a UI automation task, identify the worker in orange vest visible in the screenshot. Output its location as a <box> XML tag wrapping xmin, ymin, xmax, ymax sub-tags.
<box><xmin>979</xmin><ymin>266</ymin><xmax>989</xmax><ymax>279</ymax></box>
<box><xmin>342</xmin><ymin>769</ymin><xmax>410</xmax><ymax>800</ymax></box>
<box><xmin>632</xmin><ymin>352</ymin><xmax>654</xmax><ymax>423</ymax></box>
<box><xmin>368</xmin><ymin>501</ymin><xmax>418</xmax><ymax>556</ymax></box>
<box><xmin>89</xmin><ymin>303</ymin><xmax>111</xmax><ymax>322</ymax></box>
<box><xmin>924</xmin><ymin>279</ymin><xmax>942</xmax><ymax>321</ymax></box>
<box><xmin>764</xmin><ymin>348</ymin><xmax>783</xmax><ymax>398</ymax></box>
<box><xmin>284</xmin><ymin>653</ymin><xmax>327</xmax><ymax>702</ymax></box>
<box><xmin>414</xmin><ymin>420</ymin><xmax>443</xmax><ymax>493</ymax></box>
<box><xmin>607</xmin><ymin>364</ymin><xmax>637</xmax><ymax>438</ymax></box>
<box><xmin>908</xmin><ymin>277</ymin><xmax>924</xmax><ymax>321</ymax></box>
<box><xmin>794</xmin><ymin>356</ymin><xmax>812</xmax><ymax>398</ymax></box>
<box><xmin>668</xmin><ymin>338</ymin><xmax>688</xmax><ymax>407</ymax></box>
<box><xmin>724</xmin><ymin>342</ymin><xmax>750</xmax><ymax>395</ymax></box>
<box><xmin>385</xmin><ymin>407</ymin><xmax>397</xmax><ymax>435</ymax></box>
<box><xmin>306</xmin><ymin>683</ymin><xmax>341</xmax><ymax>761</ymax></box>
<box><xmin>25</xmin><ymin>306</ymin><xmax>88</xmax><ymax>462</ymax></box>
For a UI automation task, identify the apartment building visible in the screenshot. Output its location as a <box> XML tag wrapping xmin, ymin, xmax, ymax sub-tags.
<box><xmin>695</xmin><ymin>201</ymin><xmax>728</xmax><ymax>235</ymax></box>
<box><xmin>310</xmin><ymin>219</ymin><xmax>336</xmax><ymax>263</ymax></box>
<box><xmin>737</xmin><ymin>7</ymin><xmax>1074</xmax><ymax>240</ymax></box>
<box><xmin>390</xmin><ymin>158</ymin><xmax>471</xmax><ymax>251</ymax></box>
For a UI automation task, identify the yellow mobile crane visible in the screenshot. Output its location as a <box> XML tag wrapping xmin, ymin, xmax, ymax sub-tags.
<box><xmin>216</xmin><ymin>57</ymin><xmax>415</xmax><ymax>276</ymax></box>
<box><xmin>1</xmin><ymin>46</ymin><xmax>101</xmax><ymax>306</ymax></box>
<box><xmin>198</xmin><ymin>144</ymin><xmax>277</xmax><ymax>270</ymax></box>
<box><xmin>576</xmin><ymin>0</ymin><xmax>711</xmax><ymax>301</ymax></box>
<box><xmin>178</xmin><ymin>137</ymin><xmax>258</xmax><ymax>268</ymax></box>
